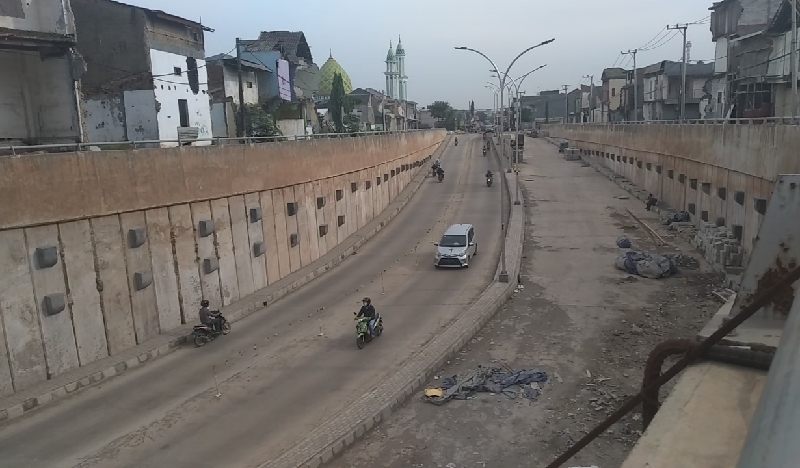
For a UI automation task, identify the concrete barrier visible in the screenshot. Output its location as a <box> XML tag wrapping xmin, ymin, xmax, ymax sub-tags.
<box><xmin>0</xmin><ymin>131</ymin><xmax>445</xmax><ymax>400</ymax></box>
<box><xmin>0</xmin><ymin>136</ymin><xmax>445</xmax><ymax>422</ymax></box>
<box><xmin>545</xmin><ymin>123</ymin><xmax>800</xmax><ymax>265</ymax></box>
<box><xmin>257</xmin><ymin>137</ymin><xmax>526</xmax><ymax>468</ymax></box>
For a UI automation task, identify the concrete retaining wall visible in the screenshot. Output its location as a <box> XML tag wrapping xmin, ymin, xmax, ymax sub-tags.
<box><xmin>546</xmin><ymin>123</ymin><xmax>800</xmax><ymax>263</ymax></box>
<box><xmin>0</xmin><ymin>131</ymin><xmax>444</xmax><ymax>396</ymax></box>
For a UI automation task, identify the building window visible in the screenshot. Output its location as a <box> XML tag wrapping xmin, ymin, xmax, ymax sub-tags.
<box><xmin>174</xmin><ymin>67</ymin><xmax>182</xmax><ymax>76</ymax></box>
<box><xmin>193</xmin><ymin>31</ymin><xmax>199</xmax><ymax>41</ymax></box>
<box><xmin>178</xmin><ymin>99</ymin><xmax>189</xmax><ymax>127</ymax></box>
<box><xmin>612</xmin><ymin>88</ymin><xmax>616</xmax><ymax>97</ymax></box>
<box><xmin>247</xmin><ymin>82</ymin><xmax>253</xmax><ymax>88</ymax></box>
<box><xmin>717</xmin><ymin>91</ymin><xmax>723</xmax><ymax>103</ymax></box>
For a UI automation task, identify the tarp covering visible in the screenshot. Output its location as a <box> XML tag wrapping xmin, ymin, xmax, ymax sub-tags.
<box><xmin>424</xmin><ymin>365</ymin><xmax>548</xmax><ymax>406</ymax></box>
<box><xmin>615</xmin><ymin>250</ymin><xmax>678</xmax><ymax>279</ymax></box>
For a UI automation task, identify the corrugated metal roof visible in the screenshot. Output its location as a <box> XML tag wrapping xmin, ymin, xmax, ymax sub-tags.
<box><xmin>242</xmin><ymin>31</ymin><xmax>313</xmax><ymax>64</ymax></box>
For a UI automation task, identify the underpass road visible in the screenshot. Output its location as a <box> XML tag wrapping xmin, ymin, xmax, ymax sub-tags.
<box><xmin>0</xmin><ymin>134</ymin><xmax>502</xmax><ymax>468</ymax></box>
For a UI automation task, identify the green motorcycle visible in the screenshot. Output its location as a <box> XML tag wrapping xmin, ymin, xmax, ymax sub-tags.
<box><xmin>354</xmin><ymin>313</ymin><xmax>384</xmax><ymax>349</ymax></box>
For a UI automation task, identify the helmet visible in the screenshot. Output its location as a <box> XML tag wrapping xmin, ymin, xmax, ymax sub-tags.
<box><xmin>362</xmin><ymin>297</ymin><xmax>371</xmax><ymax>305</ymax></box>
<box><xmin>201</xmin><ymin>299</ymin><xmax>209</xmax><ymax>307</ymax></box>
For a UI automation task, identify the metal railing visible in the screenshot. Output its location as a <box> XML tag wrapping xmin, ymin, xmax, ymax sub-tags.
<box><xmin>0</xmin><ymin>129</ymin><xmax>431</xmax><ymax>156</ymax></box>
<box><xmin>543</xmin><ymin>117</ymin><xmax>800</xmax><ymax>126</ymax></box>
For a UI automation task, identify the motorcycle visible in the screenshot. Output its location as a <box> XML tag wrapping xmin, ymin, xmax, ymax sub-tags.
<box><xmin>486</xmin><ymin>175</ymin><xmax>493</xmax><ymax>187</ymax></box>
<box><xmin>437</xmin><ymin>170</ymin><xmax>444</xmax><ymax>182</ymax></box>
<box><xmin>354</xmin><ymin>312</ymin><xmax>384</xmax><ymax>349</ymax></box>
<box><xmin>455</xmin><ymin>139</ymin><xmax>458</xmax><ymax>146</ymax></box>
<box><xmin>482</xmin><ymin>148</ymin><xmax>487</xmax><ymax>157</ymax></box>
<box><xmin>192</xmin><ymin>314</ymin><xmax>231</xmax><ymax>347</ymax></box>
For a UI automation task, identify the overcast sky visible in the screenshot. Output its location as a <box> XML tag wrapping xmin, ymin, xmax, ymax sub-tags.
<box><xmin>127</xmin><ymin>0</ymin><xmax>715</xmax><ymax>109</ymax></box>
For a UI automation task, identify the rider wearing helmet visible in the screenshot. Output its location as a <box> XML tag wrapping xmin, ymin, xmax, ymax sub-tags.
<box><xmin>356</xmin><ymin>297</ymin><xmax>377</xmax><ymax>337</ymax></box>
<box><xmin>199</xmin><ymin>299</ymin><xmax>221</xmax><ymax>332</ymax></box>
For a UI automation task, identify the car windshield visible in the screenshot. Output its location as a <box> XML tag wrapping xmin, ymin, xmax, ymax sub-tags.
<box><xmin>439</xmin><ymin>235</ymin><xmax>467</xmax><ymax>248</ymax></box>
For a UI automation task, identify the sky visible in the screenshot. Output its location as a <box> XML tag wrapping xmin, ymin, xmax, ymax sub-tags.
<box><xmin>126</xmin><ymin>0</ymin><xmax>716</xmax><ymax>109</ymax></box>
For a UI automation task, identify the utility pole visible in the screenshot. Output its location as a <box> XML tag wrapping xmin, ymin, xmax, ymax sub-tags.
<box><xmin>792</xmin><ymin>0</ymin><xmax>798</xmax><ymax>121</ymax></box>
<box><xmin>583</xmin><ymin>75</ymin><xmax>594</xmax><ymax>122</ymax></box>
<box><xmin>622</xmin><ymin>49</ymin><xmax>638</xmax><ymax>121</ymax></box>
<box><xmin>562</xmin><ymin>84</ymin><xmax>569</xmax><ymax>123</ymax></box>
<box><xmin>236</xmin><ymin>38</ymin><xmax>246</xmax><ymax>137</ymax></box>
<box><xmin>668</xmin><ymin>24</ymin><xmax>689</xmax><ymax>122</ymax></box>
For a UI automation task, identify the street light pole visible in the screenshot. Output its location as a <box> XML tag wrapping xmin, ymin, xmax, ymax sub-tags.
<box><xmin>494</xmin><ymin>64</ymin><xmax>547</xmax><ymax>206</ymax></box>
<box><xmin>456</xmin><ymin>40</ymin><xmax>555</xmax><ymax>283</ymax></box>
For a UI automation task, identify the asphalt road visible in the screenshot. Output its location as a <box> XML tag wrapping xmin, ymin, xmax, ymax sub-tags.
<box><xmin>0</xmin><ymin>134</ymin><xmax>502</xmax><ymax>468</ymax></box>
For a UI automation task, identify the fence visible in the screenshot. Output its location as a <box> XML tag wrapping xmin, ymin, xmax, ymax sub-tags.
<box><xmin>545</xmin><ymin>117</ymin><xmax>800</xmax><ymax>127</ymax></box>
<box><xmin>0</xmin><ymin>129</ymin><xmax>426</xmax><ymax>156</ymax></box>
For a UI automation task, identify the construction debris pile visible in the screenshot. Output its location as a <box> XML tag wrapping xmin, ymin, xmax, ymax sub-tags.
<box><xmin>615</xmin><ymin>251</ymin><xmax>678</xmax><ymax>279</ymax></box>
<box><xmin>424</xmin><ymin>365</ymin><xmax>548</xmax><ymax>406</ymax></box>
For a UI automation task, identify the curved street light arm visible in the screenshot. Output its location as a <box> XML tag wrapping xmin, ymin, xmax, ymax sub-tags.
<box><xmin>502</xmin><ymin>39</ymin><xmax>555</xmax><ymax>87</ymax></box>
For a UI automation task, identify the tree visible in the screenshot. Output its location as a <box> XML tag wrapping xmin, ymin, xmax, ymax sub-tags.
<box><xmin>329</xmin><ymin>72</ymin><xmax>347</xmax><ymax>133</ymax></box>
<box><xmin>429</xmin><ymin>101</ymin><xmax>452</xmax><ymax>121</ymax></box>
<box><xmin>244</xmin><ymin>104</ymin><xmax>280</xmax><ymax>138</ymax></box>
<box><xmin>477</xmin><ymin>111</ymin><xmax>488</xmax><ymax>123</ymax></box>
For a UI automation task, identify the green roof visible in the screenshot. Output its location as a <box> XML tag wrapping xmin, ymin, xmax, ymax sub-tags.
<box><xmin>318</xmin><ymin>54</ymin><xmax>353</xmax><ymax>95</ymax></box>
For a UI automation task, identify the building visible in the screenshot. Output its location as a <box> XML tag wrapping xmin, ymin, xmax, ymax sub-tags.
<box><xmin>316</xmin><ymin>52</ymin><xmax>353</xmax><ymax>102</ymax></box>
<box><xmin>519</xmin><ymin>90</ymin><xmax>580</xmax><ymax>124</ymax></box>
<box><xmin>240</xmin><ymin>31</ymin><xmax>320</xmax><ymax>136</ymax></box>
<box><xmin>1</xmin><ymin>0</ymin><xmax>85</xmax><ymax>144</ymax></box>
<box><xmin>620</xmin><ymin>67</ymin><xmax>645</xmax><ymax>121</ymax></box>
<box><xmin>601</xmin><ymin>68</ymin><xmax>628</xmax><ymax>122</ymax></box>
<box><xmin>384</xmin><ymin>37</ymin><xmax>408</xmax><ymax>101</ymax></box>
<box><xmin>641</xmin><ymin>60</ymin><xmax>713</xmax><ymax>120</ymax></box>
<box><xmin>74</xmin><ymin>0</ymin><xmax>213</xmax><ymax>146</ymax></box>
<box><xmin>241</xmin><ymin>31</ymin><xmax>320</xmax><ymax>102</ymax></box>
<box><xmin>206</xmin><ymin>53</ymin><xmax>272</xmax><ymax>137</ymax></box>
<box><xmin>707</xmin><ymin>0</ymin><xmax>785</xmax><ymax>119</ymax></box>
<box><xmin>576</xmin><ymin>84</ymin><xmax>602</xmax><ymax>122</ymax></box>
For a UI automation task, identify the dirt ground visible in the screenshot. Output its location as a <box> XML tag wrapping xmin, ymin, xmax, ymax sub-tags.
<box><xmin>328</xmin><ymin>138</ymin><xmax>723</xmax><ymax>468</ymax></box>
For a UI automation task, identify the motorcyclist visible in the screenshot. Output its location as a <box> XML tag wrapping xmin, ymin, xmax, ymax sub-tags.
<box><xmin>199</xmin><ymin>299</ymin><xmax>221</xmax><ymax>332</ymax></box>
<box><xmin>356</xmin><ymin>297</ymin><xmax>377</xmax><ymax>337</ymax></box>
<box><xmin>432</xmin><ymin>158</ymin><xmax>441</xmax><ymax>175</ymax></box>
<box><xmin>486</xmin><ymin>170</ymin><xmax>493</xmax><ymax>179</ymax></box>
<box><xmin>455</xmin><ymin>137</ymin><xmax>459</xmax><ymax>145</ymax></box>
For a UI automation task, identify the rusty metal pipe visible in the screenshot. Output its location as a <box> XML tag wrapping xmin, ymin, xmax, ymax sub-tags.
<box><xmin>545</xmin><ymin>264</ymin><xmax>800</xmax><ymax>468</ymax></box>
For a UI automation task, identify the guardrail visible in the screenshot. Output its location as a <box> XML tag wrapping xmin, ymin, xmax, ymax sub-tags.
<box><xmin>543</xmin><ymin>117</ymin><xmax>800</xmax><ymax>126</ymax></box>
<box><xmin>0</xmin><ymin>129</ymin><xmax>429</xmax><ymax>156</ymax></box>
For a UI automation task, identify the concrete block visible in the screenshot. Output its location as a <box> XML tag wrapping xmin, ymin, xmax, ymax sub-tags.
<box><xmin>127</xmin><ymin>228</ymin><xmax>147</xmax><ymax>248</ymax></box>
<box><xmin>228</xmin><ymin>195</ymin><xmax>255</xmax><ymax>299</ymax></box>
<box><xmin>51</xmin><ymin>386</ymin><xmax>67</xmax><ymax>399</ymax></box>
<box><xmin>120</xmin><ymin>211</ymin><xmax>159</xmax><ymax>344</ymax></box>
<box><xmin>0</xmin><ymin>229</ymin><xmax>44</xmax><ymax>393</ymax></box>
<box><xmin>65</xmin><ymin>381</ymin><xmax>79</xmax><ymax>392</ymax></box>
<box><xmin>90</xmin><ymin>371</ymin><xmax>103</xmax><ymax>382</ymax></box>
<box><xmin>79</xmin><ymin>377</ymin><xmax>91</xmax><ymax>387</ymax></box>
<box><xmin>253</xmin><ymin>241</ymin><xmax>266</xmax><ymax>258</ymax></box>
<box><xmin>204</xmin><ymin>257</ymin><xmax>219</xmax><ymax>274</ymax></box>
<box><xmin>133</xmin><ymin>271</ymin><xmax>153</xmax><ymax>290</ymax></box>
<box><xmin>91</xmin><ymin>215</ymin><xmax>137</xmax><ymax>355</ymax></box>
<box><xmin>169</xmin><ymin>205</ymin><xmax>202</xmax><ymax>326</ymax></box>
<box><xmin>249</xmin><ymin>206</ymin><xmax>262</xmax><ymax>223</ymax></box>
<box><xmin>245</xmin><ymin>192</ymin><xmax>268</xmax><ymax>291</ymax></box>
<box><xmin>36</xmin><ymin>392</ymin><xmax>52</xmax><ymax>405</ymax></box>
<box><xmin>59</xmin><ymin>220</ymin><xmax>108</xmax><ymax>366</ymax></box>
<box><xmin>145</xmin><ymin>208</ymin><xmax>182</xmax><ymax>332</ymax></box>
<box><xmin>43</xmin><ymin>293</ymin><xmax>66</xmax><ymax>315</ymax></box>
<box><xmin>34</xmin><ymin>246</ymin><xmax>59</xmax><ymax>269</ymax></box>
<box><xmin>25</xmin><ymin>225</ymin><xmax>79</xmax><ymax>378</ymax></box>
<box><xmin>125</xmin><ymin>357</ymin><xmax>140</xmax><ymax>369</ymax></box>
<box><xmin>7</xmin><ymin>405</ymin><xmax>24</xmax><ymax>420</ymax></box>
<box><xmin>102</xmin><ymin>366</ymin><xmax>117</xmax><ymax>378</ymax></box>
<box><xmin>198</xmin><ymin>219</ymin><xmax>215</xmax><ymax>237</ymax></box>
<box><xmin>211</xmin><ymin>198</ymin><xmax>240</xmax><ymax>306</ymax></box>
<box><xmin>282</xmin><ymin>187</ymin><xmax>302</xmax><ymax>273</ymax></box>
<box><xmin>192</xmin><ymin>202</ymin><xmax>222</xmax><ymax>308</ymax></box>
<box><xmin>262</xmin><ymin>190</ymin><xmax>286</xmax><ymax>283</ymax></box>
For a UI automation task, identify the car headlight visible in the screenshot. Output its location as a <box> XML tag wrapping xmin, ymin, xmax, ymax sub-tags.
<box><xmin>435</xmin><ymin>252</ymin><xmax>442</xmax><ymax>259</ymax></box>
<box><xmin>458</xmin><ymin>253</ymin><xmax>468</xmax><ymax>259</ymax></box>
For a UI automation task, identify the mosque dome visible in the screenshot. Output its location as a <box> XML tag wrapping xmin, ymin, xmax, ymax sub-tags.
<box><xmin>318</xmin><ymin>53</ymin><xmax>353</xmax><ymax>95</ymax></box>
<box><xmin>386</xmin><ymin>41</ymin><xmax>395</xmax><ymax>62</ymax></box>
<box><xmin>396</xmin><ymin>37</ymin><xmax>405</xmax><ymax>55</ymax></box>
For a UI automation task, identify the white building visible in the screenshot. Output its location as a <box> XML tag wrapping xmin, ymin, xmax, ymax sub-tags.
<box><xmin>73</xmin><ymin>0</ymin><xmax>213</xmax><ymax>146</ymax></box>
<box><xmin>0</xmin><ymin>0</ymin><xmax>85</xmax><ymax>144</ymax></box>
